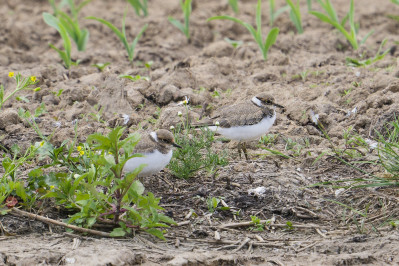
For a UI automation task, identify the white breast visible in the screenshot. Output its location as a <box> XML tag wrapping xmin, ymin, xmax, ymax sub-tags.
<box><xmin>209</xmin><ymin>113</ymin><xmax>276</xmax><ymax>141</ymax></box>
<box><xmin>123</xmin><ymin>150</ymin><xmax>173</xmax><ymax>177</ymax></box>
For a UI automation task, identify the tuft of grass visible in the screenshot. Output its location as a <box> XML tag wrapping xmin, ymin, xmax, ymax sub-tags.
<box><xmin>126</xmin><ymin>0</ymin><xmax>148</xmax><ymax>17</ymax></box>
<box><xmin>92</xmin><ymin>62</ymin><xmax>110</xmax><ymax>72</ymax></box>
<box><xmin>346</xmin><ymin>39</ymin><xmax>390</xmax><ymax>67</ymax></box>
<box><xmin>43</xmin><ymin>12</ymin><xmax>74</xmax><ymax>68</ymax></box>
<box><xmin>168</xmin><ymin>0</ymin><xmax>192</xmax><ymax>41</ymax></box>
<box><xmin>286</xmin><ymin>0</ymin><xmax>303</xmax><ymax>34</ymax></box>
<box><xmin>87</xmin><ymin>8</ymin><xmax>148</xmax><ymax>62</ymax></box>
<box><xmin>269</xmin><ymin>0</ymin><xmax>290</xmax><ymax>27</ymax></box>
<box><xmin>168</xmin><ymin>124</ymin><xmax>229</xmax><ymax>179</ymax></box>
<box><xmin>228</xmin><ymin>0</ymin><xmax>239</xmax><ymax>14</ymax></box>
<box><xmin>309</xmin><ymin>0</ymin><xmax>373</xmax><ymax>50</ymax></box>
<box><xmin>208</xmin><ymin>0</ymin><xmax>279</xmax><ymax>60</ymax></box>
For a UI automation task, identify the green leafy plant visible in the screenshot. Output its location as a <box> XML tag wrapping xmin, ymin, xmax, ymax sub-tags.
<box><xmin>346</xmin><ymin>39</ymin><xmax>390</xmax><ymax>67</ymax></box>
<box><xmin>224</xmin><ymin>37</ymin><xmax>243</xmax><ymax>49</ymax></box>
<box><xmin>206</xmin><ymin>196</ymin><xmax>229</xmax><ymax>213</ymax></box>
<box><xmin>169</xmin><ymin>124</ymin><xmax>229</xmax><ymax>179</ymax></box>
<box><xmin>92</xmin><ymin>62</ymin><xmax>111</xmax><ymax>72</ymax></box>
<box><xmin>43</xmin><ymin>12</ymin><xmax>74</xmax><ymax>68</ymax></box>
<box><xmin>18</xmin><ymin>104</ymin><xmax>49</xmax><ymax>141</ymax></box>
<box><xmin>228</xmin><ymin>0</ymin><xmax>239</xmax><ymax>14</ymax></box>
<box><xmin>286</xmin><ymin>0</ymin><xmax>303</xmax><ymax>33</ymax></box>
<box><xmin>28</xmin><ymin>127</ymin><xmax>175</xmax><ymax>239</ymax></box>
<box><xmin>168</xmin><ymin>100</ymin><xmax>229</xmax><ymax>179</ymax></box>
<box><xmin>168</xmin><ymin>0</ymin><xmax>192</xmax><ymax>41</ymax></box>
<box><xmin>269</xmin><ymin>0</ymin><xmax>290</xmax><ymax>26</ymax></box>
<box><xmin>208</xmin><ymin>0</ymin><xmax>279</xmax><ymax>60</ymax></box>
<box><xmin>250</xmin><ymin>215</ymin><xmax>265</xmax><ymax>231</ymax></box>
<box><xmin>57</xmin><ymin>0</ymin><xmax>91</xmax><ymax>51</ymax></box>
<box><xmin>309</xmin><ymin>0</ymin><xmax>373</xmax><ymax>50</ymax></box>
<box><xmin>0</xmin><ymin>72</ymin><xmax>40</xmax><ymax>111</ymax></box>
<box><xmin>119</xmin><ymin>74</ymin><xmax>150</xmax><ymax>81</ymax></box>
<box><xmin>207</xmin><ymin>197</ymin><xmax>220</xmax><ymax>213</ymax></box>
<box><xmin>126</xmin><ymin>0</ymin><xmax>148</xmax><ymax>17</ymax></box>
<box><xmin>87</xmin><ymin>9</ymin><xmax>148</xmax><ymax>62</ymax></box>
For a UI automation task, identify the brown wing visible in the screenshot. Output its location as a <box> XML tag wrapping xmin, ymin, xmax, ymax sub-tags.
<box><xmin>211</xmin><ymin>103</ymin><xmax>265</xmax><ymax>128</ymax></box>
<box><xmin>133</xmin><ymin>132</ymin><xmax>157</xmax><ymax>154</ymax></box>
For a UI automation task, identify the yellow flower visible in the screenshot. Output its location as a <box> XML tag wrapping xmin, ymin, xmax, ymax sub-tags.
<box><xmin>39</xmin><ymin>141</ymin><xmax>44</xmax><ymax>147</ymax></box>
<box><xmin>30</xmin><ymin>76</ymin><xmax>36</xmax><ymax>82</ymax></box>
<box><xmin>8</xmin><ymin>72</ymin><xmax>14</xmax><ymax>78</ymax></box>
<box><xmin>79</xmin><ymin>150</ymin><xmax>85</xmax><ymax>156</ymax></box>
<box><xmin>77</xmin><ymin>146</ymin><xmax>82</xmax><ymax>151</ymax></box>
<box><xmin>50</xmin><ymin>185</ymin><xmax>55</xmax><ymax>190</ymax></box>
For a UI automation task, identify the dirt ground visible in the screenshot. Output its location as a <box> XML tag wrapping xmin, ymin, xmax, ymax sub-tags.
<box><xmin>1</xmin><ymin>0</ymin><xmax>399</xmax><ymax>265</ymax></box>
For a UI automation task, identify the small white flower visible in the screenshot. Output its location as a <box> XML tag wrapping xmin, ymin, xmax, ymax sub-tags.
<box><xmin>177</xmin><ymin>111</ymin><xmax>183</xmax><ymax>117</ymax></box>
<box><xmin>170</xmin><ymin>125</ymin><xmax>175</xmax><ymax>130</ymax></box>
<box><xmin>215</xmin><ymin>121</ymin><xmax>220</xmax><ymax>126</ymax></box>
<box><xmin>122</xmin><ymin>114</ymin><xmax>130</xmax><ymax>125</ymax></box>
<box><xmin>365</xmin><ymin>138</ymin><xmax>378</xmax><ymax>150</ymax></box>
<box><xmin>310</xmin><ymin>110</ymin><xmax>319</xmax><ymax>125</ymax></box>
<box><xmin>177</xmin><ymin>96</ymin><xmax>190</xmax><ymax>106</ymax></box>
<box><xmin>335</xmin><ymin>188</ymin><xmax>345</xmax><ymax>197</ymax></box>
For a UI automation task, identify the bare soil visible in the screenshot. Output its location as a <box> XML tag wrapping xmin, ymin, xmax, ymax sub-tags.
<box><xmin>1</xmin><ymin>0</ymin><xmax>399</xmax><ymax>265</ymax></box>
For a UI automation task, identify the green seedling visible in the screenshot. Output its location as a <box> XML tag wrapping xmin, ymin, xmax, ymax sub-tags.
<box><xmin>57</xmin><ymin>0</ymin><xmax>91</xmax><ymax>51</ymax></box>
<box><xmin>250</xmin><ymin>215</ymin><xmax>265</xmax><ymax>231</ymax></box>
<box><xmin>92</xmin><ymin>62</ymin><xmax>110</xmax><ymax>72</ymax></box>
<box><xmin>144</xmin><ymin>60</ymin><xmax>153</xmax><ymax>70</ymax></box>
<box><xmin>224</xmin><ymin>37</ymin><xmax>243</xmax><ymax>49</ymax></box>
<box><xmin>228</xmin><ymin>0</ymin><xmax>239</xmax><ymax>14</ymax></box>
<box><xmin>269</xmin><ymin>0</ymin><xmax>290</xmax><ymax>27</ymax></box>
<box><xmin>376</xmin><ymin>117</ymin><xmax>399</xmax><ymax>178</ymax></box>
<box><xmin>87</xmin><ymin>9</ymin><xmax>148</xmax><ymax>62</ymax></box>
<box><xmin>169</xmin><ymin>124</ymin><xmax>229</xmax><ymax>179</ymax></box>
<box><xmin>309</xmin><ymin>0</ymin><xmax>373</xmax><ymax>50</ymax></box>
<box><xmin>1</xmin><ymin>142</ymin><xmax>41</xmax><ymax>210</ymax></box>
<box><xmin>119</xmin><ymin>74</ymin><xmax>150</xmax><ymax>81</ymax></box>
<box><xmin>126</xmin><ymin>0</ymin><xmax>148</xmax><ymax>17</ymax></box>
<box><xmin>208</xmin><ymin>0</ymin><xmax>279</xmax><ymax>60</ymax></box>
<box><xmin>18</xmin><ymin>103</ymin><xmax>49</xmax><ymax>142</ymax></box>
<box><xmin>43</xmin><ymin>12</ymin><xmax>75</xmax><ymax>68</ymax></box>
<box><xmin>0</xmin><ymin>72</ymin><xmax>40</xmax><ymax>111</ymax></box>
<box><xmin>286</xmin><ymin>0</ymin><xmax>303</xmax><ymax>33</ymax></box>
<box><xmin>259</xmin><ymin>134</ymin><xmax>279</xmax><ymax>147</ymax></box>
<box><xmin>206</xmin><ymin>196</ymin><xmax>229</xmax><ymax>213</ymax></box>
<box><xmin>168</xmin><ymin>0</ymin><xmax>192</xmax><ymax>41</ymax></box>
<box><xmin>307</xmin><ymin>0</ymin><xmax>313</xmax><ymax>11</ymax></box>
<box><xmin>346</xmin><ymin>39</ymin><xmax>390</xmax><ymax>67</ymax></box>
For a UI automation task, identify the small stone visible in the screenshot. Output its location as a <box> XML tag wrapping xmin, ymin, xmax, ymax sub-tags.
<box><xmin>0</xmin><ymin>109</ymin><xmax>20</xmax><ymax>130</ymax></box>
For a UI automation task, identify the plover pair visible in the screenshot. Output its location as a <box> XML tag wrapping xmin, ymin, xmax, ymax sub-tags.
<box><xmin>123</xmin><ymin>92</ymin><xmax>283</xmax><ymax>177</ymax></box>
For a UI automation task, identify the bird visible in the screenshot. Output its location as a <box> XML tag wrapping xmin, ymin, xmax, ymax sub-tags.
<box><xmin>123</xmin><ymin>129</ymin><xmax>181</xmax><ymax>178</ymax></box>
<box><xmin>200</xmin><ymin>92</ymin><xmax>284</xmax><ymax>160</ymax></box>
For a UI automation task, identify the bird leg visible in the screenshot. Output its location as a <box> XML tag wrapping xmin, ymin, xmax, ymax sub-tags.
<box><xmin>237</xmin><ymin>142</ymin><xmax>249</xmax><ymax>161</ymax></box>
<box><xmin>237</xmin><ymin>142</ymin><xmax>242</xmax><ymax>159</ymax></box>
<box><xmin>242</xmin><ymin>142</ymin><xmax>249</xmax><ymax>161</ymax></box>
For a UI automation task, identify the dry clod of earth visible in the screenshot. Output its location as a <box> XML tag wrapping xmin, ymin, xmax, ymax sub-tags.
<box><xmin>2</xmin><ymin>0</ymin><xmax>399</xmax><ymax>265</ymax></box>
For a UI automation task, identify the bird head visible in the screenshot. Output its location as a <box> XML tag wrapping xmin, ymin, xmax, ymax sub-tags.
<box><xmin>154</xmin><ymin>129</ymin><xmax>182</xmax><ymax>148</ymax></box>
<box><xmin>252</xmin><ymin>93</ymin><xmax>284</xmax><ymax>109</ymax></box>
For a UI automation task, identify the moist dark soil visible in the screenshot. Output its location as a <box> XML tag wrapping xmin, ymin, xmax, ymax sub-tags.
<box><xmin>1</xmin><ymin>0</ymin><xmax>399</xmax><ymax>265</ymax></box>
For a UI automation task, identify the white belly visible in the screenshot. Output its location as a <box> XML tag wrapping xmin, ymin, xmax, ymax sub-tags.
<box><xmin>209</xmin><ymin>114</ymin><xmax>276</xmax><ymax>141</ymax></box>
<box><xmin>123</xmin><ymin>150</ymin><xmax>173</xmax><ymax>177</ymax></box>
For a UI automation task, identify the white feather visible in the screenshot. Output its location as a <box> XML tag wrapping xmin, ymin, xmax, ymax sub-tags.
<box><xmin>150</xmin><ymin>131</ymin><xmax>158</xmax><ymax>142</ymax></box>
<box><xmin>124</xmin><ymin>150</ymin><xmax>173</xmax><ymax>177</ymax></box>
<box><xmin>209</xmin><ymin>112</ymin><xmax>276</xmax><ymax>141</ymax></box>
<box><xmin>251</xmin><ymin>96</ymin><xmax>263</xmax><ymax>107</ymax></box>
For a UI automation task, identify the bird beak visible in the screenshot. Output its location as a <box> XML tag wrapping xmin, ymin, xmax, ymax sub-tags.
<box><xmin>173</xmin><ymin>143</ymin><xmax>182</xmax><ymax>149</ymax></box>
<box><xmin>274</xmin><ymin>103</ymin><xmax>285</xmax><ymax>109</ymax></box>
